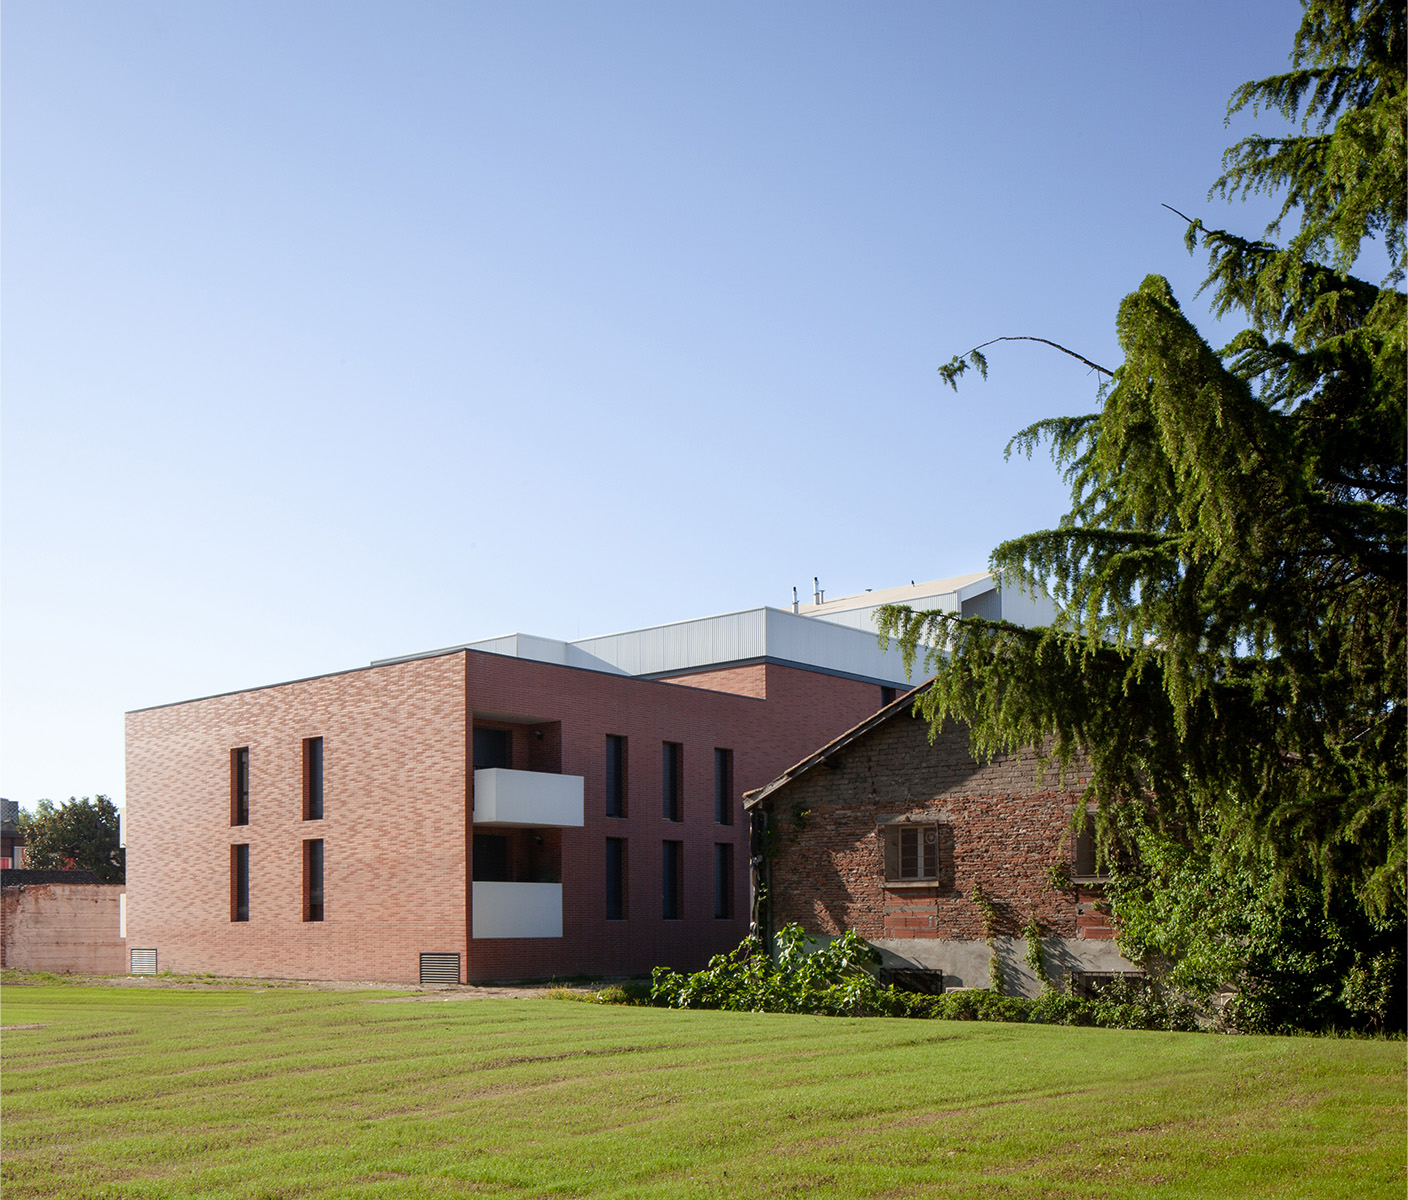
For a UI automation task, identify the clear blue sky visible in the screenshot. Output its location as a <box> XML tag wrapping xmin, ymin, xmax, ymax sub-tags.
<box><xmin>3</xmin><ymin>0</ymin><xmax>1313</xmax><ymax>810</ymax></box>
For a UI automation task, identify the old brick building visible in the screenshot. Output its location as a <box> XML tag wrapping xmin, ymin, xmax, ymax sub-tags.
<box><xmin>127</xmin><ymin>594</ymin><xmax>999</xmax><ymax>985</ymax></box>
<box><xmin>744</xmin><ymin>684</ymin><xmax>1139</xmax><ymax>997</ymax></box>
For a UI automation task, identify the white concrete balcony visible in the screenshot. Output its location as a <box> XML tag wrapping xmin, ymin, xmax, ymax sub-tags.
<box><xmin>472</xmin><ymin>882</ymin><xmax>563</xmax><ymax>938</ymax></box>
<box><xmin>473</xmin><ymin>768</ymin><xmax>584</xmax><ymax>828</ymax></box>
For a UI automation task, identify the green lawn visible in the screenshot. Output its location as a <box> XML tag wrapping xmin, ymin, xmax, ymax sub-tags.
<box><xmin>1</xmin><ymin>979</ymin><xmax>1403</xmax><ymax>1199</ymax></box>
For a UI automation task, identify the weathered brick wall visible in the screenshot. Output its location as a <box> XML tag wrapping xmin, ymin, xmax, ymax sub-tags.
<box><xmin>763</xmin><ymin>712</ymin><xmax>1101</xmax><ymax>945</ymax></box>
<box><xmin>126</xmin><ymin>654</ymin><xmax>468</xmax><ymax>983</ymax></box>
<box><xmin>0</xmin><ymin>884</ymin><xmax>126</xmax><ymax>973</ymax></box>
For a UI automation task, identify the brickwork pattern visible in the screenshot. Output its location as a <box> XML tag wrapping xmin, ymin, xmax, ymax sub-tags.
<box><xmin>127</xmin><ymin>651</ymin><xmax>891</xmax><ymax>984</ymax></box>
<box><xmin>657</xmin><ymin>664</ymin><xmax>768</xmax><ymax>699</ymax></box>
<box><xmin>763</xmin><ymin>713</ymin><xmax>1109</xmax><ymax>945</ymax></box>
<box><xmin>126</xmin><ymin>655</ymin><xmax>469</xmax><ymax>983</ymax></box>
<box><xmin>462</xmin><ymin>655</ymin><xmax>889</xmax><ymax>982</ymax></box>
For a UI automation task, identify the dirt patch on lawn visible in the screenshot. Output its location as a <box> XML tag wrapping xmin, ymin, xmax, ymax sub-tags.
<box><xmin>0</xmin><ymin>967</ymin><xmax>609</xmax><ymax>1000</ymax></box>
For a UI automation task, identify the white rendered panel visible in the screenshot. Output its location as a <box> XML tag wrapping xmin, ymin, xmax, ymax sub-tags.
<box><xmin>472</xmin><ymin>882</ymin><xmax>563</xmax><ymax>938</ymax></box>
<box><xmin>473</xmin><ymin>768</ymin><xmax>584</xmax><ymax>827</ymax></box>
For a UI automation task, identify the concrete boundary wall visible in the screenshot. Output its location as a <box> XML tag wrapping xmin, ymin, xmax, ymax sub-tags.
<box><xmin>0</xmin><ymin>883</ymin><xmax>127</xmax><ymax>973</ymax></box>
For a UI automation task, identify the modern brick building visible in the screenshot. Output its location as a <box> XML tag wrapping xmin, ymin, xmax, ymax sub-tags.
<box><xmin>744</xmin><ymin>682</ymin><xmax>1140</xmax><ymax>997</ymax></box>
<box><xmin>127</xmin><ymin>578</ymin><xmax>1040</xmax><ymax>985</ymax></box>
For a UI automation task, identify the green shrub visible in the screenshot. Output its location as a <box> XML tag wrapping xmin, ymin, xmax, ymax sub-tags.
<box><xmin>650</xmin><ymin>925</ymin><xmax>916</xmax><ymax>1018</ymax></box>
<box><xmin>588</xmin><ymin>979</ymin><xmax>653</xmax><ymax>1006</ymax></box>
<box><xmin>630</xmin><ymin>925</ymin><xmax>1207</xmax><ymax>1032</ymax></box>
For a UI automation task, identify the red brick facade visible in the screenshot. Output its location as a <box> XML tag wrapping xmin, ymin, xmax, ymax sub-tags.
<box><xmin>750</xmin><ymin>704</ymin><xmax>1127</xmax><ymax>994</ymax></box>
<box><xmin>125</xmin><ymin>650</ymin><xmax>890</xmax><ymax>984</ymax></box>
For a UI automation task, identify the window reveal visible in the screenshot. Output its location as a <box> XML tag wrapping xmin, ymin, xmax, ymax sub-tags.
<box><xmin>231</xmin><ymin>844</ymin><xmax>250</xmax><ymax>921</ymax></box>
<box><xmin>304</xmin><ymin>839</ymin><xmax>324</xmax><ymax>922</ymax></box>
<box><xmin>713</xmin><ymin>843</ymin><xmax>734</xmax><ymax>919</ymax></box>
<box><xmin>303</xmin><ymin>737</ymin><xmax>324</xmax><ymax>821</ymax></box>
<box><xmin>713</xmin><ymin>748</ymin><xmax>733</xmax><ymax>826</ymax></box>
<box><xmin>662</xmin><ymin>742</ymin><xmax>682</xmax><ymax>822</ymax></box>
<box><xmin>662</xmin><ymin>840</ymin><xmax>683</xmax><ymax>919</ymax></box>
<box><xmin>230</xmin><ymin>748</ymin><xmax>250</xmax><ymax>826</ymax></box>
<box><xmin>605</xmin><ymin>735</ymin><xmax>627</xmax><ymax>818</ymax></box>
<box><xmin>605</xmin><ymin>837</ymin><xmax>626</xmax><ymax>920</ymax></box>
<box><xmin>883</xmin><ymin>824</ymin><xmax>939</xmax><ymax>881</ymax></box>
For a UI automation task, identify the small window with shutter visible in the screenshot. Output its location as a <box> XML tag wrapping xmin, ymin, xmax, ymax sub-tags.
<box><xmin>883</xmin><ymin>823</ymin><xmax>938</xmax><ymax>881</ymax></box>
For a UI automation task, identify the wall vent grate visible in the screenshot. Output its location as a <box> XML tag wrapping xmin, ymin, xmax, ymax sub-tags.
<box><xmin>419</xmin><ymin>952</ymin><xmax>460</xmax><ymax>985</ymax></box>
<box><xmin>130</xmin><ymin>948</ymin><xmax>158</xmax><ymax>975</ymax></box>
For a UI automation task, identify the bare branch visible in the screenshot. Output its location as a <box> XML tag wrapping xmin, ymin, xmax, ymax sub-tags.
<box><xmin>1161</xmin><ymin>203</ymin><xmax>1202</xmax><ymax>227</ymax></box>
<box><xmin>964</xmin><ymin>336</ymin><xmax>1115</xmax><ymax>378</ymax></box>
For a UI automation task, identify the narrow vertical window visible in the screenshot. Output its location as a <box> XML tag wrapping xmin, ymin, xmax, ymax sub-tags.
<box><xmin>231</xmin><ymin>748</ymin><xmax>249</xmax><ymax>826</ymax></box>
<box><xmin>304</xmin><ymin>839</ymin><xmax>324</xmax><ymax>922</ymax></box>
<box><xmin>880</xmin><ymin>686</ymin><xmax>897</xmax><ymax>706</ymax></box>
<box><xmin>231</xmin><ymin>844</ymin><xmax>249</xmax><ymax>922</ymax></box>
<box><xmin>662</xmin><ymin>742</ymin><xmax>682</xmax><ymax>822</ymax></box>
<box><xmin>713</xmin><ymin>748</ymin><xmax>734</xmax><ymax>826</ymax></box>
<box><xmin>662</xmin><ymin>840</ymin><xmax>682</xmax><ymax>920</ymax></box>
<box><xmin>303</xmin><ymin>737</ymin><xmax>324</xmax><ymax>821</ymax></box>
<box><xmin>605</xmin><ymin>837</ymin><xmax>626</xmax><ymax>920</ymax></box>
<box><xmin>714</xmin><ymin>843</ymin><xmax>734</xmax><ymax>919</ymax></box>
<box><xmin>605</xmin><ymin>735</ymin><xmax>627</xmax><ymax>818</ymax></box>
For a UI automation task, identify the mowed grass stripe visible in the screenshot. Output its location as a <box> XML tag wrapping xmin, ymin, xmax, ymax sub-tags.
<box><xmin>1</xmin><ymin>984</ymin><xmax>1402</xmax><ymax>1199</ymax></box>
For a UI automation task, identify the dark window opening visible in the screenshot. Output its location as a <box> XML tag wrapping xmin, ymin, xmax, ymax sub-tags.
<box><xmin>880</xmin><ymin>686</ymin><xmax>897</xmax><ymax>706</ymax></box>
<box><xmin>473</xmin><ymin>727</ymin><xmax>513</xmax><ymax>770</ymax></box>
<box><xmin>662</xmin><ymin>742</ymin><xmax>682</xmax><ymax>822</ymax></box>
<box><xmin>231</xmin><ymin>748</ymin><xmax>249</xmax><ymax>826</ymax></box>
<box><xmin>714</xmin><ymin>843</ymin><xmax>734</xmax><ymax>919</ymax></box>
<box><xmin>662</xmin><ymin>840</ymin><xmax>682</xmax><ymax>920</ymax></box>
<box><xmin>231</xmin><ymin>844</ymin><xmax>249</xmax><ymax>922</ymax></box>
<box><xmin>1070</xmin><ymin>970</ymin><xmax>1146</xmax><ymax>1000</ymax></box>
<box><xmin>714</xmin><ymin>748</ymin><xmax>733</xmax><ymax>826</ymax></box>
<box><xmin>304</xmin><ymin>839</ymin><xmax>324</xmax><ymax>921</ymax></box>
<box><xmin>1072</xmin><ymin>830</ymin><xmax>1106</xmax><ymax>879</ymax></box>
<box><xmin>883</xmin><ymin>824</ymin><xmax>939</xmax><ymax>881</ymax></box>
<box><xmin>473</xmin><ymin>834</ymin><xmax>511</xmax><ymax>882</ymax></box>
<box><xmin>606</xmin><ymin>735</ymin><xmax>627</xmax><ymax>818</ymax></box>
<box><xmin>606</xmin><ymin>837</ymin><xmax>626</xmax><ymax>920</ymax></box>
<box><xmin>303</xmin><ymin>737</ymin><xmax>324</xmax><ymax>821</ymax></box>
<box><xmin>473</xmin><ymin>830</ymin><xmax>561</xmax><ymax>883</ymax></box>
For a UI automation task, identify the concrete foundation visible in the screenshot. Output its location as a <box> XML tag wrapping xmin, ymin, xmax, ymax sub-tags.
<box><xmin>875</xmin><ymin>935</ymin><xmax>1138</xmax><ymax>998</ymax></box>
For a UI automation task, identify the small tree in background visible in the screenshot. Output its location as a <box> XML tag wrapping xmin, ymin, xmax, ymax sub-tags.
<box><xmin>20</xmin><ymin>796</ymin><xmax>125</xmax><ymax>883</ymax></box>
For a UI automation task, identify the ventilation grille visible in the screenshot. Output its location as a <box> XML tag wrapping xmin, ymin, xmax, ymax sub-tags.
<box><xmin>130</xmin><ymin>948</ymin><xmax>157</xmax><ymax>975</ymax></box>
<box><xmin>419</xmin><ymin>952</ymin><xmax>460</xmax><ymax>985</ymax></box>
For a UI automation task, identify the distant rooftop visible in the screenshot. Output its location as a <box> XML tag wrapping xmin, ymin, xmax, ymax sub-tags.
<box><xmin>373</xmin><ymin>572</ymin><xmax>1056</xmax><ymax>689</ymax></box>
<box><xmin>795</xmin><ymin>572</ymin><xmax>992</xmax><ymax>617</ymax></box>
